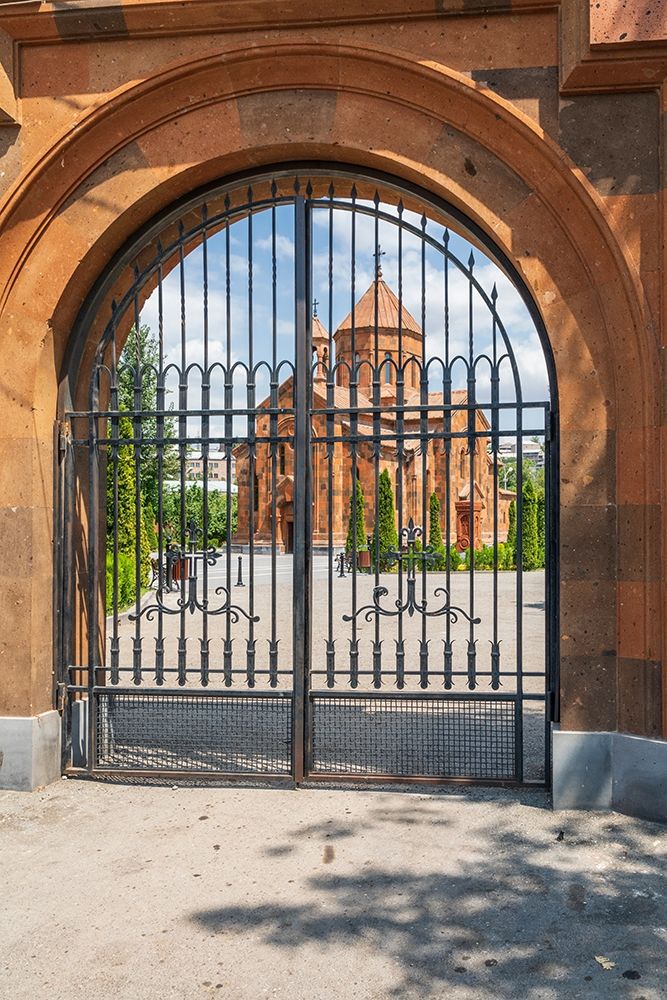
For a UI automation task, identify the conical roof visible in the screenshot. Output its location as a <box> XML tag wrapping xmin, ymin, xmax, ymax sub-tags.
<box><xmin>312</xmin><ymin>314</ymin><xmax>329</xmax><ymax>344</ymax></box>
<box><xmin>336</xmin><ymin>278</ymin><xmax>422</xmax><ymax>335</ymax></box>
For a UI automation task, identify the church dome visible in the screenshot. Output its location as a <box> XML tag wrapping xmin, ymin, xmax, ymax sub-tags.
<box><xmin>335</xmin><ymin>278</ymin><xmax>422</xmax><ymax>335</ymax></box>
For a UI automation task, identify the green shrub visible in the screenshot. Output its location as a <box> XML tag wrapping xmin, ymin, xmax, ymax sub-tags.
<box><xmin>427</xmin><ymin>492</ymin><xmax>446</xmax><ymax>571</ymax></box>
<box><xmin>506</xmin><ymin>499</ymin><xmax>517</xmax><ymax>566</ymax></box>
<box><xmin>106</xmin><ymin>550</ymin><xmax>140</xmax><ymax>612</ymax></box>
<box><xmin>463</xmin><ymin>544</ymin><xmax>498</xmax><ymax>571</ymax></box>
<box><xmin>143</xmin><ymin>502</ymin><xmax>158</xmax><ymax>550</ymax></box>
<box><xmin>373</xmin><ymin>469</ymin><xmax>399</xmax><ymax>571</ymax></box>
<box><xmin>346</xmin><ymin>478</ymin><xmax>367</xmax><ymax>553</ymax></box>
<box><xmin>521</xmin><ymin>478</ymin><xmax>540</xmax><ymax>571</ymax></box>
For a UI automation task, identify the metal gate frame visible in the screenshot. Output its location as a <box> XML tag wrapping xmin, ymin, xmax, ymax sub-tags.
<box><xmin>55</xmin><ymin>165</ymin><xmax>560</xmax><ymax>787</ymax></box>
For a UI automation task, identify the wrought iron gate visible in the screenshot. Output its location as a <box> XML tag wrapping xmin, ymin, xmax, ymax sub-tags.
<box><xmin>58</xmin><ymin>169</ymin><xmax>558</xmax><ymax>785</ymax></box>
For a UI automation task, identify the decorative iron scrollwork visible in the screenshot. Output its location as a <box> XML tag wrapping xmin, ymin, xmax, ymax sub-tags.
<box><xmin>343</xmin><ymin>518</ymin><xmax>481</xmax><ymax>625</ymax></box>
<box><xmin>130</xmin><ymin>518</ymin><xmax>259</xmax><ymax>623</ymax></box>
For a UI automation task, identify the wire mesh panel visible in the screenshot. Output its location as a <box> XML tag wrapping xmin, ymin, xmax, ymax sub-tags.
<box><xmin>59</xmin><ymin>167</ymin><xmax>557</xmax><ymax>784</ymax></box>
<box><xmin>309</xmin><ymin>695</ymin><xmax>516</xmax><ymax>780</ymax></box>
<box><xmin>96</xmin><ymin>692</ymin><xmax>292</xmax><ymax>773</ymax></box>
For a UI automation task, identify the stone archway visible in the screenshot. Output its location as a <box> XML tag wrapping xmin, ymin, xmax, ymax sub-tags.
<box><xmin>0</xmin><ymin>43</ymin><xmax>662</xmax><ymax>790</ymax></box>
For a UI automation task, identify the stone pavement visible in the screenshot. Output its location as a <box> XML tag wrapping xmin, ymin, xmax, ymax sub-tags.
<box><xmin>1</xmin><ymin>780</ymin><xmax>665</xmax><ymax>1000</ymax></box>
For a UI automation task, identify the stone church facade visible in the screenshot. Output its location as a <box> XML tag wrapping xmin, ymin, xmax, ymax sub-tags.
<box><xmin>235</xmin><ymin>276</ymin><xmax>514</xmax><ymax>552</ymax></box>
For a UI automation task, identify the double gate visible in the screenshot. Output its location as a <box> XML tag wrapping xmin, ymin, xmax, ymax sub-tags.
<box><xmin>58</xmin><ymin>169</ymin><xmax>558</xmax><ymax>785</ymax></box>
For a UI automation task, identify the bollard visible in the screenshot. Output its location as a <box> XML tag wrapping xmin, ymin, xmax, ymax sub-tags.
<box><xmin>338</xmin><ymin>551</ymin><xmax>346</xmax><ymax>578</ymax></box>
<box><xmin>235</xmin><ymin>554</ymin><xmax>245</xmax><ymax>587</ymax></box>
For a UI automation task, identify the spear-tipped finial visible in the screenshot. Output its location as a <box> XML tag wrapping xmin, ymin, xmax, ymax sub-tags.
<box><xmin>373</xmin><ymin>243</ymin><xmax>386</xmax><ymax>280</ymax></box>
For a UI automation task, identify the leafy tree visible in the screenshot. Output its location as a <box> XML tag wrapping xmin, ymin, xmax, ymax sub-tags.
<box><xmin>536</xmin><ymin>487</ymin><xmax>546</xmax><ymax>569</ymax></box>
<box><xmin>116</xmin><ymin>324</ymin><xmax>178</xmax><ymax>513</ymax></box>
<box><xmin>427</xmin><ymin>491</ymin><xmax>446</xmax><ymax>571</ymax></box>
<box><xmin>346</xmin><ymin>477</ymin><xmax>367</xmax><ymax>553</ymax></box>
<box><xmin>520</xmin><ymin>477</ymin><xmax>540</xmax><ymax>571</ymax></box>
<box><xmin>373</xmin><ymin>469</ymin><xmax>399</xmax><ymax>571</ymax></box>
<box><xmin>161</xmin><ymin>484</ymin><xmax>237</xmax><ymax>546</ymax></box>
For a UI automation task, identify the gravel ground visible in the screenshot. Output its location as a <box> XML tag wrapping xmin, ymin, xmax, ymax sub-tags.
<box><xmin>1</xmin><ymin>779</ymin><xmax>665</xmax><ymax>1000</ymax></box>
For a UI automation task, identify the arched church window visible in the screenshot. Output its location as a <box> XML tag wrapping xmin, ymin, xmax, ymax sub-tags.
<box><xmin>384</xmin><ymin>352</ymin><xmax>392</xmax><ymax>384</ymax></box>
<box><xmin>459</xmin><ymin>448</ymin><xmax>467</xmax><ymax>479</ymax></box>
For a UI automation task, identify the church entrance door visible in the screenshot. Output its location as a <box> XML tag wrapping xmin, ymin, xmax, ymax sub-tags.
<box><xmin>59</xmin><ymin>168</ymin><xmax>558</xmax><ymax>786</ymax></box>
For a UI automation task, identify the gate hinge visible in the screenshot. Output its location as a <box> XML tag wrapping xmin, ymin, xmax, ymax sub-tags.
<box><xmin>58</xmin><ymin>419</ymin><xmax>72</xmax><ymax>455</ymax></box>
<box><xmin>56</xmin><ymin>682</ymin><xmax>67</xmax><ymax>713</ymax></box>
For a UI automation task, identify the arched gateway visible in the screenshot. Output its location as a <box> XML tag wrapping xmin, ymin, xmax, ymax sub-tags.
<box><xmin>60</xmin><ymin>167</ymin><xmax>557</xmax><ymax>784</ymax></box>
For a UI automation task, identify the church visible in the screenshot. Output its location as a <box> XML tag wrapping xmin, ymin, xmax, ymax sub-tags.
<box><xmin>235</xmin><ymin>273</ymin><xmax>515</xmax><ymax>555</ymax></box>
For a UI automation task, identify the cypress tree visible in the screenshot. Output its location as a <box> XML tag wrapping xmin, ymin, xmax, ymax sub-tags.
<box><xmin>373</xmin><ymin>469</ymin><xmax>398</xmax><ymax>571</ymax></box>
<box><xmin>506</xmin><ymin>499</ymin><xmax>517</xmax><ymax>569</ymax></box>
<box><xmin>521</xmin><ymin>478</ymin><xmax>540</xmax><ymax>571</ymax></box>
<box><xmin>346</xmin><ymin>477</ymin><xmax>366</xmax><ymax>553</ymax></box>
<box><xmin>428</xmin><ymin>491</ymin><xmax>446</xmax><ymax>570</ymax></box>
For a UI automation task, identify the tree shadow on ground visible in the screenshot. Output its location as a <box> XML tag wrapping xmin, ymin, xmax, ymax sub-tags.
<box><xmin>191</xmin><ymin>795</ymin><xmax>666</xmax><ymax>999</ymax></box>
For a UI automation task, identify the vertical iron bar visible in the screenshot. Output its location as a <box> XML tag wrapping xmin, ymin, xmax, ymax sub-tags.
<box><xmin>246</xmin><ymin>188</ymin><xmax>256</xmax><ymax>687</ymax></box>
<box><xmin>292</xmin><ymin>193</ymin><xmax>311</xmax><ymax>782</ymax></box>
<box><xmin>515</xmin><ymin>400</ymin><xmax>524</xmax><ymax>781</ymax></box>
<box><xmin>326</xmin><ymin>189</ymin><xmax>335</xmax><ymax>687</ymax></box>
<box><xmin>490</xmin><ymin>284</ymin><xmax>501</xmax><ymax>691</ymax></box>
<box><xmin>372</xmin><ymin>194</ymin><xmax>382</xmax><ymax>688</ymax></box>
<box><xmin>396</xmin><ymin>201</ymin><xmax>405</xmax><ymax>687</ymax></box>
<box><xmin>269</xmin><ymin>183</ymin><xmax>279</xmax><ymax>687</ymax></box>
<box><xmin>177</xmin><ymin>232</ymin><xmax>187</xmax><ymax>685</ymax></box>
<box><xmin>87</xmin><ymin>366</ymin><xmax>100</xmax><ymax>772</ymax></box>
<box><xmin>200</xmin><ymin>205</ymin><xmax>210</xmax><ymax>685</ymax></box>
<box><xmin>467</xmin><ymin>252</ymin><xmax>477</xmax><ymax>690</ymax></box>
<box><xmin>349</xmin><ymin>185</ymin><xmax>359</xmax><ymax>689</ymax></box>
<box><xmin>419</xmin><ymin>215</ymin><xmax>429</xmax><ymax>688</ymax></box>
<box><xmin>223</xmin><ymin>198</ymin><xmax>233</xmax><ymax>686</ymax></box>
<box><xmin>155</xmin><ymin>255</ymin><xmax>165</xmax><ymax>685</ymax></box>
<box><xmin>132</xmin><ymin>293</ymin><xmax>143</xmax><ymax>685</ymax></box>
<box><xmin>109</xmin><ymin>343</ymin><xmax>120</xmax><ymax>686</ymax></box>
<box><xmin>443</xmin><ymin>232</ymin><xmax>454</xmax><ymax>689</ymax></box>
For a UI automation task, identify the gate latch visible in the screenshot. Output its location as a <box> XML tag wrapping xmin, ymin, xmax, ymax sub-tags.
<box><xmin>56</xmin><ymin>682</ymin><xmax>67</xmax><ymax>713</ymax></box>
<box><xmin>58</xmin><ymin>419</ymin><xmax>71</xmax><ymax>455</ymax></box>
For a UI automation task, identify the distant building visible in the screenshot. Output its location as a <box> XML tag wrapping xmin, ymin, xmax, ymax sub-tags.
<box><xmin>186</xmin><ymin>449</ymin><xmax>236</xmax><ymax>483</ymax></box>
<box><xmin>234</xmin><ymin>276</ymin><xmax>514</xmax><ymax>553</ymax></box>
<box><xmin>497</xmin><ymin>439</ymin><xmax>545</xmax><ymax>469</ymax></box>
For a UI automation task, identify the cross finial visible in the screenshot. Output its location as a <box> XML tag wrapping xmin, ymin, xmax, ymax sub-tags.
<box><xmin>312</xmin><ymin>297</ymin><xmax>319</xmax><ymax>318</ymax></box>
<box><xmin>373</xmin><ymin>244</ymin><xmax>386</xmax><ymax>280</ymax></box>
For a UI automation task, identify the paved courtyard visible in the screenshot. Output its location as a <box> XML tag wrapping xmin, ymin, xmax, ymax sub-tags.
<box><xmin>1</xmin><ymin>780</ymin><xmax>665</xmax><ymax>1000</ymax></box>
